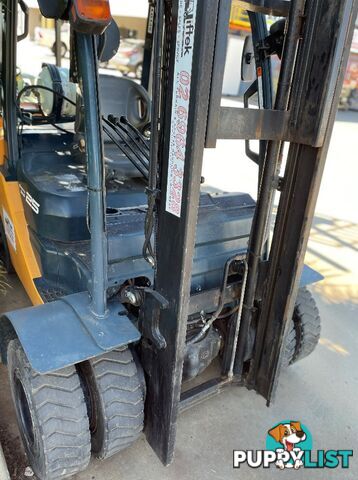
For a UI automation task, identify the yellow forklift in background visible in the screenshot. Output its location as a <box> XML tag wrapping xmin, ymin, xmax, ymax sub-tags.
<box><xmin>230</xmin><ymin>1</ymin><xmax>251</xmax><ymax>32</ymax></box>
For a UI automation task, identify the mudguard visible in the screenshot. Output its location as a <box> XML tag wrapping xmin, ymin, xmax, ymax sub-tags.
<box><xmin>0</xmin><ymin>292</ymin><xmax>140</xmax><ymax>374</ymax></box>
<box><xmin>299</xmin><ymin>264</ymin><xmax>323</xmax><ymax>287</ymax></box>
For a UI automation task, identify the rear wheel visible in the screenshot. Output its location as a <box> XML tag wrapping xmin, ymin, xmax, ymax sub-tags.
<box><xmin>7</xmin><ymin>340</ymin><xmax>91</xmax><ymax>480</ymax></box>
<box><xmin>78</xmin><ymin>347</ymin><xmax>145</xmax><ymax>460</ymax></box>
<box><xmin>284</xmin><ymin>287</ymin><xmax>321</xmax><ymax>366</ymax></box>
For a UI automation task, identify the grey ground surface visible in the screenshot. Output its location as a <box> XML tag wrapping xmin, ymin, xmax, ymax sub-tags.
<box><xmin>0</xmin><ymin>111</ymin><xmax>357</xmax><ymax>480</ymax></box>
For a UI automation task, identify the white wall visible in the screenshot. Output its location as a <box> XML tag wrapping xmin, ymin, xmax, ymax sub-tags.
<box><xmin>110</xmin><ymin>0</ymin><xmax>148</xmax><ymax>19</ymax></box>
<box><xmin>26</xmin><ymin>0</ymin><xmax>149</xmax><ymax>19</ymax></box>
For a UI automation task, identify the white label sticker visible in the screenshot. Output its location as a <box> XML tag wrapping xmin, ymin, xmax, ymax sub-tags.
<box><xmin>147</xmin><ymin>5</ymin><xmax>155</xmax><ymax>35</ymax></box>
<box><xmin>165</xmin><ymin>0</ymin><xmax>198</xmax><ymax>218</ymax></box>
<box><xmin>19</xmin><ymin>184</ymin><xmax>40</xmax><ymax>215</ymax></box>
<box><xmin>2</xmin><ymin>208</ymin><xmax>16</xmax><ymax>252</ymax></box>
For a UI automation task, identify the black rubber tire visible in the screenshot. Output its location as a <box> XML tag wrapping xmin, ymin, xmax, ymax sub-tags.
<box><xmin>7</xmin><ymin>340</ymin><xmax>91</xmax><ymax>480</ymax></box>
<box><xmin>77</xmin><ymin>347</ymin><xmax>145</xmax><ymax>460</ymax></box>
<box><xmin>284</xmin><ymin>287</ymin><xmax>321</xmax><ymax>366</ymax></box>
<box><xmin>283</xmin><ymin>322</ymin><xmax>297</xmax><ymax>367</ymax></box>
<box><xmin>0</xmin><ymin>220</ymin><xmax>14</xmax><ymax>274</ymax></box>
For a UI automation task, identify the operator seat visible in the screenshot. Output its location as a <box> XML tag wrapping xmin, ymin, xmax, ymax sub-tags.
<box><xmin>98</xmin><ymin>75</ymin><xmax>151</xmax><ymax>178</ymax></box>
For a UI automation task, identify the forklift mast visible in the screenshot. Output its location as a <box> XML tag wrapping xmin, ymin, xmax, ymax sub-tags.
<box><xmin>142</xmin><ymin>0</ymin><xmax>357</xmax><ymax>466</ymax></box>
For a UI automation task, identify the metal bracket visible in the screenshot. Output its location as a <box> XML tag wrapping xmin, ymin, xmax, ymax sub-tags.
<box><xmin>139</xmin><ymin>288</ymin><xmax>169</xmax><ymax>350</ymax></box>
<box><xmin>217</xmin><ymin>105</ymin><xmax>335</xmax><ymax>148</ymax></box>
<box><xmin>218</xmin><ymin>107</ymin><xmax>291</xmax><ymax>142</ymax></box>
<box><xmin>244</xmin><ymin>81</ymin><xmax>260</xmax><ymax>165</ymax></box>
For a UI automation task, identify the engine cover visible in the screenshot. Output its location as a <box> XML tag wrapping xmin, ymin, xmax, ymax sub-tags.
<box><xmin>183</xmin><ymin>328</ymin><xmax>222</xmax><ymax>382</ymax></box>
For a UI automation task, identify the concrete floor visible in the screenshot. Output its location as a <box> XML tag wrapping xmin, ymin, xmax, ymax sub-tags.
<box><xmin>0</xmin><ymin>111</ymin><xmax>357</xmax><ymax>479</ymax></box>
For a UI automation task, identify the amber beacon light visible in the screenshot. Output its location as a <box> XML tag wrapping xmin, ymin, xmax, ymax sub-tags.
<box><xmin>70</xmin><ymin>0</ymin><xmax>112</xmax><ymax>35</ymax></box>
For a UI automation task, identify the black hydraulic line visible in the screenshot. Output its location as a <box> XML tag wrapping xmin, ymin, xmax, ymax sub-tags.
<box><xmin>143</xmin><ymin>0</ymin><xmax>164</xmax><ymax>265</ymax></box>
<box><xmin>120</xmin><ymin>116</ymin><xmax>150</xmax><ymax>149</ymax></box>
<box><xmin>16</xmin><ymin>85</ymin><xmax>76</xmax><ymax>130</ymax></box>
<box><xmin>148</xmin><ymin>0</ymin><xmax>163</xmax><ymax>190</ymax></box>
<box><xmin>217</xmin><ymin>304</ymin><xmax>240</xmax><ymax>320</ymax></box>
<box><xmin>228</xmin><ymin>259</ymin><xmax>248</xmax><ymax>378</ymax></box>
<box><xmin>187</xmin><ymin>255</ymin><xmax>244</xmax><ymax>346</ymax></box>
<box><xmin>235</xmin><ymin>0</ymin><xmax>306</xmax><ymax>377</ymax></box>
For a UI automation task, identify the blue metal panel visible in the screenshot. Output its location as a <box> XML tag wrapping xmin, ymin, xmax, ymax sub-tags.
<box><xmin>1</xmin><ymin>292</ymin><xmax>140</xmax><ymax>374</ymax></box>
<box><xmin>300</xmin><ymin>264</ymin><xmax>324</xmax><ymax>287</ymax></box>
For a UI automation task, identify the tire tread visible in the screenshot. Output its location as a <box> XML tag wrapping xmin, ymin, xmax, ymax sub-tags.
<box><xmin>283</xmin><ymin>287</ymin><xmax>321</xmax><ymax>366</ymax></box>
<box><xmin>8</xmin><ymin>340</ymin><xmax>90</xmax><ymax>480</ymax></box>
<box><xmin>88</xmin><ymin>347</ymin><xmax>144</xmax><ymax>459</ymax></box>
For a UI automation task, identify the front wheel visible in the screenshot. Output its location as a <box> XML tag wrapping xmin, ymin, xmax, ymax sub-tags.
<box><xmin>284</xmin><ymin>287</ymin><xmax>321</xmax><ymax>366</ymax></box>
<box><xmin>7</xmin><ymin>340</ymin><xmax>91</xmax><ymax>480</ymax></box>
<box><xmin>77</xmin><ymin>347</ymin><xmax>145</xmax><ymax>460</ymax></box>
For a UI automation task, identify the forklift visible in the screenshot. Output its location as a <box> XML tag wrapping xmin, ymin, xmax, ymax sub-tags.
<box><xmin>0</xmin><ymin>0</ymin><xmax>356</xmax><ymax>478</ymax></box>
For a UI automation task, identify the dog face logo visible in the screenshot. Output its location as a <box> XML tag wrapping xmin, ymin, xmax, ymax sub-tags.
<box><xmin>268</xmin><ymin>421</ymin><xmax>307</xmax><ymax>469</ymax></box>
<box><xmin>269</xmin><ymin>422</ymin><xmax>307</xmax><ymax>451</ymax></box>
<box><xmin>234</xmin><ymin>421</ymin><xmax>353</xmax><ymax>470</ymax></box>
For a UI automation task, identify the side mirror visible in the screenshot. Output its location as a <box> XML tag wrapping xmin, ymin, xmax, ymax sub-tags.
<box><xmin>37</xmin><ymin>0</ymin><xmax>69</xmax><ymax>20</ymax></box>
<box><xmin>17</xmin><ymin>0</ymin><xmax>29</xmax><ymax>42</ymax></box>
<box><xmin>97</xmin><ymin>19</ymin><xmax>120</xmax><ymax>62</ymax></box>
<box><xmin>241</xmin><ymin>35</ymin><xmax>256</xmax><ymax>82</ymax></box>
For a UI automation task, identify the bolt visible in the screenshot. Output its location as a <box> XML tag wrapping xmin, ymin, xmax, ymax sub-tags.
<box><xmin>125</xmin><ymin>290</ymin><xmax>137</xmax><ymax>305</ymax></box>
<box><xmin>79</xmin><ymin>137</ymin><xmax>86</xmax><ymax>152</ymax></box>
<box><xmin>277</xmin><ymin>176</ymin><xmax>285</xmax><ymax>191</ymax></box>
